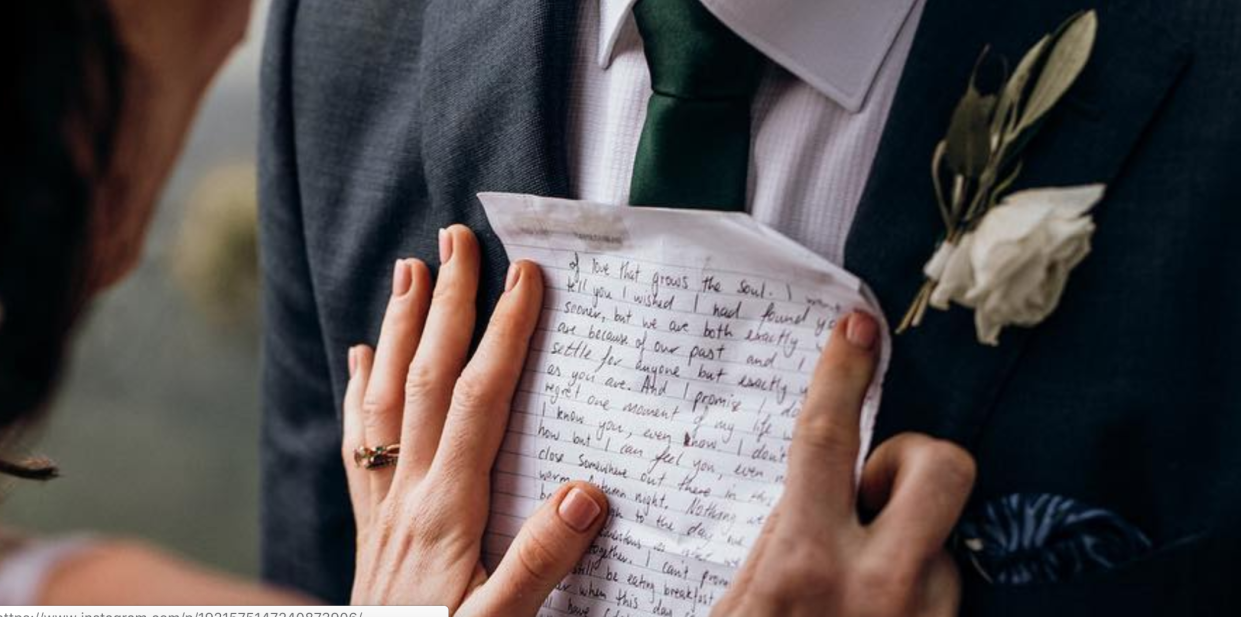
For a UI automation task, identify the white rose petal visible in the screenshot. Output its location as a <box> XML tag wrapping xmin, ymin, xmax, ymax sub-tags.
<box><xmin>923</xmin><ymin>240</ymin><xmax>957</xmax><ymax>282</ymax></box>
<box><xmin>923</xmin><ymin>184</ymin><xmax>1105</xmax><ymax>345</ymax></box>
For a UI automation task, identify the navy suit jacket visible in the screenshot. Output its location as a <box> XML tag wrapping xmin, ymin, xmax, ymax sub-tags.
<box><xmin>258</xmin><ymin>0</ymin><xmax>1241</xmax><ymax>613</ymax></box>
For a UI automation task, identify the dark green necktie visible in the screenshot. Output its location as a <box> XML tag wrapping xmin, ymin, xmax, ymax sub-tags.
<box><xmin>628</xmin><ymin>0</ymin><xmax>764</xmax><ymax>211</ymax></box>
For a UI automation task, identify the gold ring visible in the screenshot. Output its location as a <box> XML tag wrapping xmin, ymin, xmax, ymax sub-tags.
<box><xmin>353</xmin><ymin>444</ymin><xmax>400</xmax><ymax>470</ymax></box>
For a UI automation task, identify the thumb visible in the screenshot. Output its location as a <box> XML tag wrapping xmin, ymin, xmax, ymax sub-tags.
<box><xmin>465</xmin><ymin>482</ymin><xmax>608</xmax><ymax>616</ymax></box>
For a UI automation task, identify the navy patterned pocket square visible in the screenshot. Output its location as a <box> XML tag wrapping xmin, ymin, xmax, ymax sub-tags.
<box><xmin>955</xmin><ymin>493</ymin><xmax>1152</xmax><ymax>585</ymax></box>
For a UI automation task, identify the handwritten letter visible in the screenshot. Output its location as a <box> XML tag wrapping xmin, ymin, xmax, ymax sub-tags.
<box><xmin>479</xmin><ymin>193</ymin><xmax>888</xmax><ymax>617</ymax></box>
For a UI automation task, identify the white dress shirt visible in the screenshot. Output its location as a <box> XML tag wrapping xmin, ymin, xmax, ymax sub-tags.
<box><xmin>566</xmin><ymin>0</ymin><xmax>925</xmax><ymax>263</ymax></box>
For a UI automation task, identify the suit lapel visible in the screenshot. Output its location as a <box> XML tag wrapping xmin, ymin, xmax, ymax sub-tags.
<box><xmin>418</xmin><ymin>0</ymin><xmax>580</xmax><ymax>311</ymax></box>
<box><xmin>846</xmin><ymin>0</ymin><xmax>1189</xmax><ymax>447</ymax></box>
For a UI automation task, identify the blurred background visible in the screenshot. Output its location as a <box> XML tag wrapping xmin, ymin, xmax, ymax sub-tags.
<box><xmin>3</xmin><ymin>2</ymin><xmax>272</xmax><ymax>576</ymax></box>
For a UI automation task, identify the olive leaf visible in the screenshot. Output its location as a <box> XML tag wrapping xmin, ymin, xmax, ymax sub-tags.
<box><xmin>1016</xmin><ymin>10</ymin><xmax>1098</xmax><ymax>132</ymax></box>
<box><xmin>944</xmin><ymin>80</ymin><xmax>997</xmax><ymax>179</ymax></box>
<box><xmin>931</xmin><ymin>140</ymin><xmax>952</xmax><ymax>226</ymax></box>
<box><xmin>992</xmin><ymin>34</ymin><xmax>1051</xmax><ymax>144</ymax></box>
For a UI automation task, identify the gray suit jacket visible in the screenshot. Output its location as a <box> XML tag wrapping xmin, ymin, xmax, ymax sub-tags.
<box><xmin>258</xmin><ymin>1</ymin><xmax>1241</xmax><ymax>613</ymax></box>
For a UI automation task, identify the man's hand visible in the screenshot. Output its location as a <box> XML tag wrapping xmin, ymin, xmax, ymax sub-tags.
<box><xmin>712</xmin><ymin>312</ymin><xmax>976</xmax><ymax>617</ymax></box>
<box><xmin>341</xmin><ymin>225</ymin><xmax>608</xmax><ymax>613</ymax></box>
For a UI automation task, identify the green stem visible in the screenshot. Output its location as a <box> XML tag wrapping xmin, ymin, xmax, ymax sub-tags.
<box><xmin>896</xmin><ymin>279</ymin><xmax>936</xmax><ymax>334</ymax></box>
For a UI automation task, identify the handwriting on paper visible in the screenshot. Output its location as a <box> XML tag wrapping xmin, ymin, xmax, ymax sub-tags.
<box><xmin>478</xmin><ymin>193</ymin><xmax>887</xmax><ymax>617</ymax></box>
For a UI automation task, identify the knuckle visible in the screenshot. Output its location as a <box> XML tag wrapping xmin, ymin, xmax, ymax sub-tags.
<box><xmin>403</xmin><ymin>491</ymin><xmax>455</xmax><ymax>544</ymax></box>
<box><xmin>820</xmin><ymin>351</ymin><xmax>872</xmax><ymax>385</ymax></box>
<box><xmin>753</xmin><ymin>538</ymin><xmax>838</xmax><ymax>599</ymax></box>
<box><xmin>930</xmin><ymin>442</ymin><xmax>977</xmax><ymax>491</ymax></box>
<box><xmin>515</xmin><ymin>526</ymin><xmax>560</xmax><ymax>586</ymax></box>
<box><xmin>427</xmin><ymin>450</ymin><xmax>483</xmax><ymax>491</ymax></box>
<box><xmin>882</xmin><ymin>432</ymin><xmax>933</xmax><ymax>461</ymax></box>
<box><xmin>795</xmin><ymin>410</ymin><xmax>853</xmax><ymax>454</ymax></box>
<box><xmin>372</xmin><ymin>500</ymin><xmax>405</xmax><ymax>542</ymax></box>
<box><xmin>403</xmin><ymin>363</ymin><xmax>441</xmax><ymax>404</ymax></box>
<box><xmin>855</xmin><ymin>552</ymin><xmax>913</xmax><ymax>592</ymax></box>
<box><xmin>450</xmin><ymin>372</ymin><xmax>493</xmax><ymax>414</ymax></box>
<box><xmin>432</xmin><ymin>438</ymin><xmax>489</xmax><ymax>486</ymax></box>
<box><xmin>431</xmin><ymin>276</ymin><xmax>471</xmax><ymax>305</ymax></box>
<box><xmin>904</xmin><ymin>436</ymin><xmax>976</xmax><ymax>494</ymax></box>
<box><xmin>361</xmin><ymin>395</ymin><xmax>394</xmax><ymax>430</ymax></box>
<box><xmin>486</xmin><ymin>308</ymin><xmax>525</xmax><ymax>341</ymax></box>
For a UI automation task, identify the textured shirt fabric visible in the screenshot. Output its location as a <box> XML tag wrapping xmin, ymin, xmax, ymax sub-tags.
<box><xmin>567</xmin><ymin>0</ymin><xmax>925</xmax><ymax>263</ymax></box>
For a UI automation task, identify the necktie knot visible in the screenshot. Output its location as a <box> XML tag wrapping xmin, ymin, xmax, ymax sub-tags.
<box><xmin>628</xmin><ymin>0</ymin><xmax>764</xmax><ymax>210</ymax></box>
<box><xmin>633</xmin><ymin>0</ymin><xmax>764</xmax><ymax>100</ymax></box>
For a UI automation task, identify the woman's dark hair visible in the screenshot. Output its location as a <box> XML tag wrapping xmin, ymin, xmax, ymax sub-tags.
<box><xmin>0</xmin><ymin>4</ymin><xmax>125</xmax><ymax>479</ymax></box>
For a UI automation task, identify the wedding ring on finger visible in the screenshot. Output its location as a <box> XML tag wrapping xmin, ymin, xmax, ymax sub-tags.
<box><xmin>353</xmin><ymin>444</ymin><xmax>401</xmax><ymax>470</ymax></box>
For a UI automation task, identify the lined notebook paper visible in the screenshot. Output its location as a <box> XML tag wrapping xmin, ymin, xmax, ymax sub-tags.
<box><xmin>479</xmin><ymin>193</ymin><xmax>889</xmax><ymax>617</ymax></box>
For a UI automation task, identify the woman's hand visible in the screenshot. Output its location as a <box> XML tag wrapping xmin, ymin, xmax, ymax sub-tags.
<box><xmin>342</xmin><ymin>225</ymin><xmax>609</xmax><ymax>612</ymax></box>
<box><xmin>712</xmin><ymin>312</ymin><xmax>976</xmax><ymax>617</ymax></box>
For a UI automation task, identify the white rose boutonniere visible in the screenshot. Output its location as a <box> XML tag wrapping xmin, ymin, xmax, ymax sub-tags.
<box><xmin>898</xmin><ymin>11</ymin><xmax>1104</xmax><ymax>345</ymax></box>
<box><xmin>925</xmin><ymin>185</ymin><xmax>1104</xmax><ymax>345</ymax></box>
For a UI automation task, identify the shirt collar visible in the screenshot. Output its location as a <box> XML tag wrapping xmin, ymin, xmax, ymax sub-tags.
<box><xmin>596</xmin><ymin>0</ymin><xmax>920</xmax><ymax>113</ymax></box>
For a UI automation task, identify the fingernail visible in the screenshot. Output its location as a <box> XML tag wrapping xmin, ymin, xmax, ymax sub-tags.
<box><xmin>348</xmin><ymin>346</ymin><xmax>358</xmax><ymax>377</ymax></box>
<box><xmin>439</xmin><ymin>228</ymin><xmax>453</xmax><ymax>264</ymax></box>
<box><xmin>558</xmin><ymin>488</ymin><xmax>601</xmax><ymax>532</ymax></box>
<box><xmin>505</xmin><ymin>262</ymin><xmax>521</xmax><ymax>292</ymax></box>
<box><xmin>846</xmin><ymin>311</ymin><xmax>878</xmax><ymax>350</ymax></box>
<box><xmin>392</xmin><ymin>259</ymin><xmax>412</xmax><ymax>297</ymax></box>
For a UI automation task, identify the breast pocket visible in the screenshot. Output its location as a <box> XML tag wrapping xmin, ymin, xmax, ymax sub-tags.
<box><xmin>961</xmin><ymin>532</ymin><xmax>1232</xmax><ymax>617</ymax></box>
